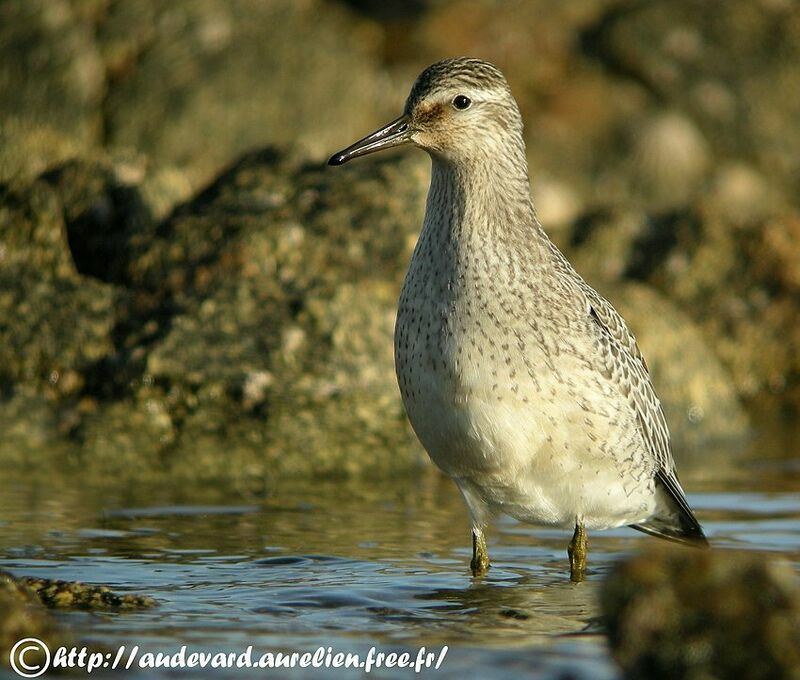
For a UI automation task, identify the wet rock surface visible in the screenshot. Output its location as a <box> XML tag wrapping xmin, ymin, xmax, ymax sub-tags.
<box><xmin>0</xmin><ymin>569</ymin><xmax>155</xmax><ymax>671</ymax></box>
<box><xmin>2</xmin><ymin>0</ymin><xmax>800</xmax><ymax>480</ymax></box>
<box><xmin>0</xmin><ymin>571</ymin><xmax>72</xmax><ymax>671</ymax></box>
<box><xmin>21</xmin><ymin>575</ymin><xmax>157</xmax><ymax>611</ymax></box>
<box><xmin>602</xmin><ymin>548</ymin><xmax>800</xmax><ymax>680</ymax></box>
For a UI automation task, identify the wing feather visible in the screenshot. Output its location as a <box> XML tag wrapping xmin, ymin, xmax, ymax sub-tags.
<box><xmin>541</xmin><ymin>233</ymin><xmax>706</xmax><ymax>544</ymax></box>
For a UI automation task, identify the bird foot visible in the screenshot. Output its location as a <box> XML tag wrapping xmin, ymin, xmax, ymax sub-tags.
<box><xmin>568</xmin><ymin>523</ymin><xmax>588</xmax><ymax>583</ymax></box>
<box><xmin>471</xmin><ymin>529</ymin><xmax>490</xmax><ymax>576</ymax></box>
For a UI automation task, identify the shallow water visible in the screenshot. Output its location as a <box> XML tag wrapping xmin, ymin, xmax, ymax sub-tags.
<box><xmin>1</xmin><ymin>430</ymin><xmax>799</xmax><ymax>679</ymax></box>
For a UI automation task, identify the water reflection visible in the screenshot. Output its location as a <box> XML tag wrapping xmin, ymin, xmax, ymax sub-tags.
<box><xmin>0</xmin><ymin>428</ymin><xmax>799</xmax><ymax>679</ymax></box>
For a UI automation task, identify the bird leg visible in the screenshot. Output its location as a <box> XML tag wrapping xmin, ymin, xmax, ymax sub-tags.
<box><xmin>568</xmin><ymin>522</ymin><xmax>588</xmax><ymax>582</ymax></box>
<box><xmin>470</xmin><ymin>527</ymin><xmax>490</xmax><ymax>575</ymax></box>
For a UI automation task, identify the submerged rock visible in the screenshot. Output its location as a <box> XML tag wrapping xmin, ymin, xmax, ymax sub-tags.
<box><xmin>602</xmin><ymin>548</ymin><xmax>800</xmax><ymax>680</ymax></box>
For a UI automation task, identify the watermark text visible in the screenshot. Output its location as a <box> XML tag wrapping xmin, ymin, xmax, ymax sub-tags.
<box><xmin>9</xmin><ymin>639</ymin><xmax>448</xmax><ymax>677</ymax></box>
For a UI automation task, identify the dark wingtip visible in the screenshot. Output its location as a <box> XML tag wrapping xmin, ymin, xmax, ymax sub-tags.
<box><xmin>327</xmin><ymin>153</ymin><xmax>348</xmax><ymax>166</ymax></box>
<box><xmin>630</xmin><ymin>522</ymin><xmax>710</xmax><ymax>549</ymax></box>
<box><xmin>694</xmin><ymin>533</ymin><xmax>711</xmax><ymax>549</ymax></box>
<box><xmin>647</xmin><ymin>469</ymin><xmax>710</xmax><ymax>548</ymax></box>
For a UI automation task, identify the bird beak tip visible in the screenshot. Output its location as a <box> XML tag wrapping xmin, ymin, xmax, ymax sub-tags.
<box><xmin>327</xmin><ymin>153</ymin><xmax>348</xmax><ymax>166</ymax></box>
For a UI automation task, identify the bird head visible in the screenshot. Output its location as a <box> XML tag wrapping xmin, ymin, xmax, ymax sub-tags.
<box><xmin>328</xmin><ymin>57</ymin><xmax>523</xmax><ymax>166</ymax></box>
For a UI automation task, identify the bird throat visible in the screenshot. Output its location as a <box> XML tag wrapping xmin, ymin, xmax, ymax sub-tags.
<box><xmin>422</xmin><ymin>153</ymin><xmax>545</xmax><ymax>266</ymax></box>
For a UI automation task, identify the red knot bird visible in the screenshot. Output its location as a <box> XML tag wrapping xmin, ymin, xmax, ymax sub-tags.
<box><xmin>329</xmin><ymin>57</ymin><xmax>707</xmax><ymax>581</ymax></box>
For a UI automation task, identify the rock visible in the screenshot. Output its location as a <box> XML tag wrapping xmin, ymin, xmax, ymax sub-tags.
<box><xmin>0</xmin><ymin>179</ymin><xmax>75</xmax><ymax>277</ymax></box>
<box><xmin>0</xmin><ymin>569</ymin><xmax>155</xmax><ymax>673</ymax></box>
<box><xmin>709</xmin><ymin>163</ymin><xmax>780</xmax><ymax>229</ymax></box>
<box><xmin>602</xmin><ymin>548</ymin><xmax>800</xmax><ymax>680</ymax></box>
<box><xmin>0</xmin><ymin>265</ymin><xmax>118</xmax><ymax>390</ymax></box>
<box><xmin>2</xmin><ymin>0</ymin><xmax>397</xmax><ymax>213</ymax></box>
<box><xmin>272</xmin><ymin>280</ymin><xmax>418</xmax><ymax>476</ymax></box>
<box><xmin>0</xmin><ymin>571</ymin><xmax>71</xmax><ymax>672</ymax></box>
<box><xmin>138</xmin><ymin>165</ymin><xmax>196</xmax><ymax>222</ymax></box>
<box><xmin>0</xmin><ymin>179</ymin><xmax>119</xmax><ymax>388</ymax></box>
<box><xmin>21</xmin><ymin>575</ymin><xmax>157</xmax><ymax>610</ymax></box>
<box><xmin>1</xmin><ymin>147</ymin><xmax>429</xmax><ymax>482</ymax></box>
<box><xmin>567</xmin><ymin>208</ymin><xmax>649</xmax><ymax>283</ymax></box>
<box><xmin>99</xmin><ymin>0</ymin><xmax>396</xmax><ymax>190</ymax></box>
<box><xmin>565</xmin><ymin>196</ymin><xmax>800</xmax><ymax>414</ymax></box>
<box><xmin>39</xmin><ymin>159</ymin><xmax>153</xmax><ymax>285</ymax></box>
<box><xmin>641</xmin><ymin>205</ymin><xmax>800</xmax><ymax>408</ymax></box>
<box><xmin>0</xmin><ymin>166</ymin><xmax>149</xmax><ymax>458</ymax></box>
<box><xmin>0</xmin><ymin>386</ymin><xmax>65</xmax><ymax>460</ymax></box>
<box><xmin>586</xmin><ymin>0</ymin><xmax>800</xmax><ymax>201</ymax></box>
<box><xmin>77</xmin><ymin>395</ymin><xmax>177</xmax><ymax>480</ymax></box>
<box><xmin>627</xmin><ymin>111</ymin><xmax>710</xmax><ymax>210</ymax></box>
<box><xmin>532</xmin><ymin>174</ymin><xmax>584</xmax><ymax>239</ymax></box>
<box><xmin>0</xmin><ymin>119</ymin><xmax>86</xmax><ymax>184</ymax></box>
<box><xmin>76</xmin><ymin>149</ymin><xmax>429</xmax><ymax>481</ymax></box>
<box><xmin>0</xmin><ymin>0</ymin><xmax>104</xmax><ymax>149</ymax></box>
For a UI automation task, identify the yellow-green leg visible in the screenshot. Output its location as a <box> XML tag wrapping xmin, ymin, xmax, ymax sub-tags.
<box><xmin>568</xmin><ymin>522</ymin><xmax>587</xmax><ymax>582</ymax></box>
<box><xmin>470</xmin><ymin>528</ymin><xmax>490</xmax><ymax>576</ymax></box>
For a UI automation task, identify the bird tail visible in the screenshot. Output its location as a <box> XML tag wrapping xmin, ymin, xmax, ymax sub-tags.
<box><xmin>629</xmin><ymin>470</ymin><xmax>708</xmax><ymax>548</ymax></box>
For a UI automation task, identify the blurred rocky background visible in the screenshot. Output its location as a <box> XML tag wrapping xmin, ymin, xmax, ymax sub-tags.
<box><xmin>1</xmin><ymin>0</ymin><xmax>798</xmax><ymax>484</ymax></box>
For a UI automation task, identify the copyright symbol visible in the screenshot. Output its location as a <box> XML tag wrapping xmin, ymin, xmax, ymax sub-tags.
<box><xmin>9</xmin><ymin>638</ymin><xmax>50</xmax><ymax>678</ymax></box>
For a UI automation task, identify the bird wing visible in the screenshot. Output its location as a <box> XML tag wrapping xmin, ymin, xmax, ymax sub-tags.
<box><xmin>586</xmin><ymin>294</ymin><xmax>673</xmax><ymax>477</ymax></box>
<box><xmin>585</xmin><ymin>289</ymin><xmax>647</xmax><ymax>373</ymax></box>
<box><xmin>584</xmin><ymin>290</ymin><xmax>707</xmax><ymax>545</ymax></box>
<box><xmin>541</xmin><ymin>236</ymin><xmax>668</xmax><ymax>471</ymax></box>
<box><xmin>584</xmin><ymin>292</ymin><xmax>672</xmax><ymax>477</ymax></box>
<box><xmin>541</xmin><ymin>235</ymin><xmax>705</xmax><ymax>542</ymax></box>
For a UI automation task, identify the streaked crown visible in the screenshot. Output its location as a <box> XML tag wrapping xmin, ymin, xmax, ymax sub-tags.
<box><xmin>404</xmin><ymin>57</ymin><xmax>511</xmax><ymax>113</ymax></box>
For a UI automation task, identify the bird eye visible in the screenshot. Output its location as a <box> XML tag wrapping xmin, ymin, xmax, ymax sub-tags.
<box><xmin>452</xmin><ymin>95</ymin><xmax>472</xmax><ymax>110</ymax></box>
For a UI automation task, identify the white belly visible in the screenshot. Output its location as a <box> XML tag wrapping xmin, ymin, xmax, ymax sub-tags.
<box><xmin>395</xmin><ymin>310</ymin><xmax>657</xmax><ymax>530</ymax></box>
